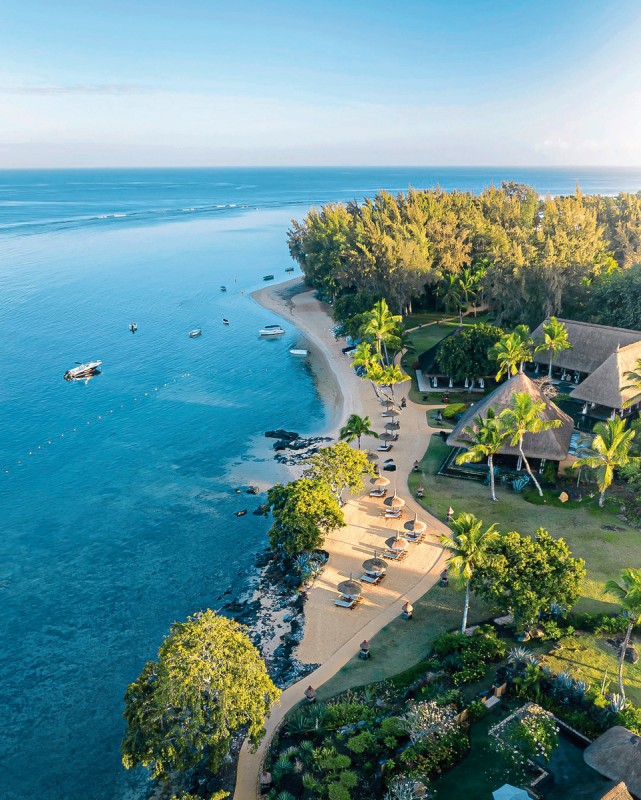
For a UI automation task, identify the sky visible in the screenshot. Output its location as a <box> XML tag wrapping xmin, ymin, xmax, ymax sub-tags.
<box><xmin>1</xmin><ymin>0</ymin><xmax>640</xmax><ymax>167</ymax></box>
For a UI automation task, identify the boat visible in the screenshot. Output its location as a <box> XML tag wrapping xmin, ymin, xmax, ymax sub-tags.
<box><xmin>246</xmin><ymin>485</ymin><xmax>259</xmax><ymax>495</ymax></box>
<box><xmin>290</xmin><ymin>349</ymin><xmax>309</xmax><ymax>356</ymax></box>
<box><xmin>263</xmin><ymin>274</ymin><xmax>274</xmax><ymax>281</ymax></box>
<box><xmin>285</xmin><ymin>267</ymin><xmax>295</xmax><ymax>273</ymax></box>
<box><xmin>235</xmin><ymin>509</ymin><xmax>248</xmax><ymax>517</ymax></box>
<box><xmin>220</xmin><ymin>285</ymin><xmax>227</xmax><ymax>291</ymax></box>
<box><xmin>188</xmin><ymin>329</ymin><xmax>202</xmax><ymax>338</ymax></box>
<box><xmin>64</xmin><ymin>360</ymin><xmax>102</xmax><ymax>381</ymax></box>
<box><xmin>129</xmin><ymin>322</ymin><xmax>137</xmax><ymax>333</ymax></box>
<box><xmin>259</xmin><ymin>325</ymin><xmax>285</xmax><ymax>337</ymax></box>
<box><xmin>223</xmin><ymin>318</ymin><xmax>230</xmax><ymax>325</ymax></box>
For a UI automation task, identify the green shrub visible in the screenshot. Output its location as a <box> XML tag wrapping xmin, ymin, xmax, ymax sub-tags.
<box><xmin>346</xmin><ymin>731</ymin><xmax>377</xmax><ymax>755</ymax></box>
<box><xmin>325</xmin><ymin>702</ymin><xmax>374</xmax><ymax>729</ymax></box>
<box><xmin>540</xmin><ymin>620</ymin><xmax>564</xmax><ymax>641</ymax></box>
<box><xmin>467</xmin><ymin>699</ymin><xmax>488</xmax><ymax>721</ymax></box>
<box><xmin>442</xmin><ymin>403</ymin><xmax>468</xmax><ymax>419</ymax></box>
<box><xmin>327</xmin><ymin>783</ymin><xmax>350</xmax><ymax>800</ymax></box>
<box><xmin>618</xmin><ymin>704</ymin><xmax>641</xmax><ymax>735</ymax></box>
<box><xmin>452</xmin><ymin>664</ymin><xmax>486</xmax><ymax>686</ymax></box>
<box><xmin>572</xmin><ymin>612</ymin><xmax>629</xmax><ymax>635</ymax></box>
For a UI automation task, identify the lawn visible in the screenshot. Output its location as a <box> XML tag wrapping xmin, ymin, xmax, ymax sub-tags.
<box><xmin>316</xmin><ymin>583</ymin><xmax>497</xmax><ymax>700</ymax></box>
<box><xmin>543</xmin><ymin>632</ymin><xmax>641</xmax><ymax>706</ymax></box>
<box><xmin>409</xmin><ymin>434</ymin><xmax>640</xmax><ymax>613</ymax></box>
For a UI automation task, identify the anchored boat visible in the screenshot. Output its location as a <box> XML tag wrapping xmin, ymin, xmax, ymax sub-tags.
<box><xmin>64</xmin><ymin>361</ymin><xmax>102</xmax><ymax>381</ymax></box>
<box><xmin>259</xmin><ymin>324</ymin><xmax>285</xmax><ymax>337</ymax></box>
<box><xmin>189</xmin><ymin>329</ymin><xmax>202</xmax><ymax>338</ymax></box>
<box><xmin>223</xmin><ymin>318</ymin><xmax>230</xmax><ymax>326</ymax></box>
<box><xmin>290</xmin><ymin>349</ymin><xmax>309</xmax><ymax>356</ymax></box>
<box><xmin>263</xmin><ymin>274</ymin><xmax>274</xmax><ymax>281</ymax></box>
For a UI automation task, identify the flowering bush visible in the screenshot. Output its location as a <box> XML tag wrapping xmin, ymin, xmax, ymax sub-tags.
<box><xmin>493</xmin><ymin>703</ymin><xmax>559</xmax><ymax>764</ymax></box>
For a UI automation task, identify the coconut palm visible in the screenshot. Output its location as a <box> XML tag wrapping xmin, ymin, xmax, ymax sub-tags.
<box><xmin>360</xmin><ymin>299</ymin><xmax>402</xmax><ymax>366</ymax></box>
<box><xmin>458</xmin><ymin>267</ymin><xmax>479</xmax><ymax>318</ymax></box>
<box><xmin>489</xmin><ymin>329</ymin><xmax>533</xmax><ymax>381</ymax></box>
<box><xmin>378</xmin><ymin>363</ymin><xmax>410</xmax><ymax>402</ymax></box>
<box><xmin>440</xmin><ymin>513</ymin><xmax>501</xmax><ymax>633</ymax></box>
<box><xmin>623</xmin><ymin>358</ymin><xmax>641</xmax><ymax>409</ymax></box>
<box><xmin>339</xmin><ymin>414</ymin><xmax>378</xmax><ymax>449</ymax></box>
<box><xmin>455</xmin><ymin>409</ymin><xmax>509</xmax><ymax>502</ymax></box>
<box><xmin>572</xmin><ymin>417</ymin><xmax>636</xmax><ymax>507</ymax></box>
<box><xmin>499</xmin><ymin>392</ymin><xmax>562</xmax><ymax>497</ymax></box>
<box><xmin>439</xmin><ymin>274</ymin><xmax>465</xmax><ymax>323</ymax></box>
<box><xmin>604</xmin><ymin>568</ymin><xmax>641</xmax><ymax>702</ymax></box>
<box><xmin>536</xmin><ymin>317</ymin><xmax>572</xmax><ymax>378</ymax></box>
<box><xmin>388</xmin><ymin>324</ymin><xmax>415</xmax><ymax>360</ymax></box>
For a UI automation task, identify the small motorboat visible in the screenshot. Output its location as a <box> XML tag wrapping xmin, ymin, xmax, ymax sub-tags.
<box><xmin>223</xmin><ymin>318</ymin><xmax>230</xmax><ymax>326</ymax></box>
<box><xmin>220</xmin><ymin>285</ymin><xmax>227</xmax><ymax>292</ymax></box>
<box><xmin>188</xmin><ymin>329</ymin><xmax>202</xmax><ymax>338</ymax></box>
<box><xmin>235</xmin><ymin>509</ymin><xmax>248</xmax><ymax>517</ymax></box>
<box><xmin>246</xmin><ymin>485</ymin><xmax>259</xmax><ymax>495</ymax></box>
<box><xmin>129</xmin><ymin>322</ymin><xmax>137</xmax><ymax>333</ymax></box>
<box><xmin>263</xmin><ymin>274</ymin><xmax>274</xmax><ymax>281</ymax></box>
<box><xmin>285</xmin><ymin>267</ymin><xmax>295</xmax><ymax>273</ymax></box>
<box><xmin>259</xmin><ymin>325</ymin><xmax>285</xmax><ymax>337</ymax></box>
<box><xmin>64</xmin><ymin>360</ymin><xmax>102</xmax><ymax>381</ymax></box>
<box><xmin>290</xmin><ymin>349</ymin><xmax>308</xmax><ymax>356</ymax></box>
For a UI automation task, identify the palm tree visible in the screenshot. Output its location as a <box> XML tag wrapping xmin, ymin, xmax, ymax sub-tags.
<box><xmin>339</xmin><ymin>414</ymin><xmax>378</xmax><ymax>450</ymax></box>
<box><xmin>388</xmin><ymin>324</ymin><xmax>415</xmax><ymax>360</ymax></box>
<box><xmin>535</xmin><ymin>317</ymin><xmax>572</xmax><ymax>378</ymax></box>
<box><xmin>360</xmin><ymin>299</ymin><xmax>402</xmax><ymax>366</ymax></box>
<box><xmin>604</xmin><ymin>568</ymin><xmax>641</xmax><ymax>702</ymax></box>
<box><xmin>489</xmin><ymin>331</ymin><xmax>533</xmax><ymax>381</ymax></box>
<box><xmin>623</xmin><ymin>358</ymin><xmax>641</xmax><ymax>409</ymax></box>
<box><xmin>455</xmin><ymin>409</ymin><xmax>509</xmax><ymax>502</ymax></box>
<box><xmin>572</xmin><ymin>417</ymin><xmax>636</xmax><ymax>507</ymax></box>
<box><xmin>458</xmin><ymin>267</ymin><xmax>478</xmax><ymax>318</ymax></box>
<box><xmin>439</xmin><ymin>274</ymin><xmax>465</xmax><ymax>323</ymax></box>
<box><xmin>440</xmin><ymin>513</ymin><xmax>501</xmax><ymax>633</ymax></box>
<box><xmin>499</xmin><ymin>392</ymin><xmax>562</xmax><ymax>497</ymax></box>
<box><xmin>378</xmin><ymin>363</ymin><xmax>410</xmax><ymax>402</ymax></box>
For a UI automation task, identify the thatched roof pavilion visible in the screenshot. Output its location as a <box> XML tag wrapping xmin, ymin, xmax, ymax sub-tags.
<box><xmin>598</xmin><ymin>783</ymin><xmax>634</xmax><ymax>800</ymax></box>
<box><xmin>532</xmin><ymin>318</ymin><xmax>641</xmax><ymax>375</ymax></box>
<box><xmin>584</xmin><ymin>727</ymin><xmax>641</xmax><ymax>799</ymax></box>
<box><xmin>446</xmin><ymin>371</ymin><xmax>573</xmax><ymax>462</ymax></box>
<box><xmin>570</xmin><ymin>342</ymin><xmax>641</xmax><ymax>411</ymax></box>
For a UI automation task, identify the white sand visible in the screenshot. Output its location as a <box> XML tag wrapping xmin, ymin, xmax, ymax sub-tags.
<box><xmin>234</xmin><ymin>281</ymin><xmax>448</xmax><ymax>799</ymax></box>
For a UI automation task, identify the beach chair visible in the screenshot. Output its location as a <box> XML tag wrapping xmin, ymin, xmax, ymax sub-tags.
<box><xmin>385</xmin><ymin>509</ymin><xmax>402</xmax><ymax>519</ymax></box>
<box><xmin>335</xmin><ymin>596</ymin><xmax>356</xmax><ymax>609</ymax></box>
<box><xmin>369</xmin><ymin>487</ymin><xmax>387</xmax><ymax>497</ymax></box>
<box><xmin>377</xmin><ymin>443</ymin><xmax>393</xmax><ymax>452</ymax></box>
<box><xmin>360</xmin><ymin>572</ymin><xmax>384</xmax><ymax>585</ymax></box>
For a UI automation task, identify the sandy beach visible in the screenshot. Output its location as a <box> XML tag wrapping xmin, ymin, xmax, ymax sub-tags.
<box><xmin>233</xmin><ymin>280</ymin><xmax>449</xmax><ymax>799</ymax></box>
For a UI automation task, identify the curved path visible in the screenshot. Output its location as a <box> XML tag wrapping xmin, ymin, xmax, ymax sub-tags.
<box><xmin>234</xmin><ymin>283</ymin><xmax>448</xmax><ymax>799</ymax></box>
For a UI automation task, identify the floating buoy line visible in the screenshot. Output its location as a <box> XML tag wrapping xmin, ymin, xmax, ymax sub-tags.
<box><xmin>1</xmin><ymin>373</ymin><xmax>193</xmax><ymax>478</ymax></box>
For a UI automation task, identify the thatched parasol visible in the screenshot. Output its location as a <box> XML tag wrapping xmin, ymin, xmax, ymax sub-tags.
<box><xmin>337</xmin><ymin>573</ymin><xmax>362</xmax><ymax>599</ymax></box>
<box><xmin>372</xmin><ymin>475</ymin><xmax>390</xmax><ymax>487</ymax></box>
<box><xmin>384</xmin><ymin>421</ymin><xmax>400</xmax><ymax>431</ymax></box>
<box><xmin>380</xmin><ymin>432</ymin><xmax>397</xmax><ymax>443</ymax></box>
<box><xmin>404</xmin><ymin>512</ymin><xmax>427</xmax><ymax>534</ymax></box>
<box><xmin>386</xmin><ymin>533</ymin><xmax>407</xmax><ymax>552</ymax></box>
<box><xmin>366</xmin><ymin>451</ymin><xmax>379</xmax><ymax>462</ymax></box>
<box><xmin>363</xmin><ymin>551</ymin><xmax>387</xmax><ymax>574</ymax></box>
<box><xmin>384</xmin><ymin>491</ymin><xmax>405</xmax><ymax>510</ymax></box>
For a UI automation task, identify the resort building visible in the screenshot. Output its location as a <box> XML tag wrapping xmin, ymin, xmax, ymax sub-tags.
<box><xmin>531</xmin><ymin>319</ymin><xmax>641</xmax><ymax>422</ymax></box>
<box><xmin>445</xmin><ymin>371</ymin><xmax>574</xmax><ymax>475</ymax></box>
<box><xmin>584</xmin><ymin>726</ymin><xmax>641</xmax><ymax>799</ymax></box>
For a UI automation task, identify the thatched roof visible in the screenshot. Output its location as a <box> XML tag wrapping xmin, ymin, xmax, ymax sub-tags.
<box><xmin>446</xmin><ymin>371</ymin><xmax>574</xmax><ymax>461</ymax></box>
<box><xmin>599</xmin><ymin>782</ymin><xmax>634</xmax><ymax>800</ymax></box>
<box><xmin>584</xmin><ymin>727</ymin><xmax>641</xmax><ymax>799</ymax></box>
<box><xmin>570</xmin><ymin>342</ymin><xmax>641</xmax><ymax>409</ymax></box>
<box><xmin>532</xmin><ymin>318</ymin><xmax>641</xmax><ymax>375</ymax></box>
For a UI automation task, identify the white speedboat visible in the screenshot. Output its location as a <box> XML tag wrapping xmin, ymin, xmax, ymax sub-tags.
<box><xmin>64</xmin><ymin>360</ymin><xmax>102</xmax><ymax>381</ymax></box>
<box><xmin>259</xmin><ymin>325</ymin><xmax>285</xmax><ymax>337</ymax></box>
<box><xmin>290</xmin><ymin>349</ymin><xmax>308</xmax><ymax>355</ymax></box>
<box><xmin>189</xmin><ymin>329</ymin><xmax>202</xmax><ymax>338</ymax></box>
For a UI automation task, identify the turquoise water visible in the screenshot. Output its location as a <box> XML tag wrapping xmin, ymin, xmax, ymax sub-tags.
<box><xmin>1</xmin><ymin>168</ymin><xmax>640</xmax><ymax>800</ymax></box>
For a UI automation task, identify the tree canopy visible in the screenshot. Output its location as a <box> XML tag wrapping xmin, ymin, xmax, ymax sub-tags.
<box><xmin>121</xmin><ymin>610</ymin><xmax>279</xmax><ymax>782</ymax></box>
<box><xmin>267</xmin><ymin>478</ymin><xmax>345</xmax><ymax>557</ymax></box>
<box><xmin>471</xmin><ymin>528</ymin><xmax>585</xmax><ymax>630</ymax></box>
<box><xmin>436</xmin><ymin>323</ymin><xmax>504</xmax><ymax>384</ymax></box>
<box><xmin>304</xmin><ymin>442</ymin><xmax>374</xmax><ymax>497</ymax></box>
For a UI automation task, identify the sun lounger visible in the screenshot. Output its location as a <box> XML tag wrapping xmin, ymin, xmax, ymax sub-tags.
<box><xmin>405</xmin><ymin>533</ymin><xmax>425</xmax><ymax>543</ymax></box>
<box><xmin>335</xmin><ymin>597</ymin><xmax>356</xmax><ymax>608</ymax></box>
<box><xmin>383</xmin><ymin>549</ymin><xmax>408</xmax><ymax>561</ymax></box>
<box><xmin>377</xmin><ymin>443</ymin><xmax>393</xmax><ymax>451</ymax></box>
<box><xmin>369</xmin><ymin>488</ymin><xmax>387</xmax><ymax>497</ymax></box>
<box><xmin>384</xmin><ymin>509</ymin><xmax>403</xmax><ymax>518</ymax></box>
<box><xmin>360</xmin><ymin>572</ymin><xmax>384</xmax><ymax>584</ymax></box>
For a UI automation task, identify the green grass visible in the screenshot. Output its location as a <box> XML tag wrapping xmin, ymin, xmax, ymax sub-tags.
<box><xmin>544</xmin><ymin>633</ymin><xmax>641</xmax><ymax>705</ymax></box>
<box><xmin>316</xmin><ymin>583</ymin><xmax>497</xmax><ymax>700</ymax></box>
<box><xmin>410</xmin><ymin>435</ymin><xmax>639</xmax><ymax>613</ymax></box>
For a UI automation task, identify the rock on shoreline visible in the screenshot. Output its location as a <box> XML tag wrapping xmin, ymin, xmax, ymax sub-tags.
<box><xmin>265</xmin><ymin>429</ymin><xmax>332</xmax><ymax>466</ymax></box>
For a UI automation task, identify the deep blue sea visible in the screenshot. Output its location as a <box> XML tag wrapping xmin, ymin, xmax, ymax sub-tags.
<box><xmin>1</xmin><ymin>167</ymin><xmax>640</xmax><ymax>800</ymax></box>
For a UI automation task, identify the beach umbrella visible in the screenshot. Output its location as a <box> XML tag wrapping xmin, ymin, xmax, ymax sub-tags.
<box><xmin>404</xmin><ymin>512</ymin><xmax>427</xmax><ymax>534</ymax></box>
<box><xmin>492</xmin><ymin>786</ymin><xmax>529</xmax><ymax>800</ymax></box>
<box><xmin>380</xmin><ymin>432</ymin><xmax>396</xmax><ymax>443</ymax></box>
<box><xmin>386</xmin><ymin>533</ymin><xmax>407</xmax><ymax>552</ymax></box>
<box><xmin>384</xmin><ymin>421</ymin><xmax>400</xmax><ymax>431</ymax></box>
<box><xmin>372</xmin><ymin>476</ymin><xmax>390</xmax><ymax>487</ymax></box>
<box><xmin>338</xmin><ymin>573</ymin><xmax>362</xmax><ymax>599</ymax></box>
<box><xmin>384</xmin><ymin>491</ymin><xmax>406</xmax><ymax>510</ymax></box>
<box><xmin>366</xmin><ymin>451</ymin><xmax>379</xmax><ymax>462</ymax></box>
<box><xmin>383</xmin><ymin>398</ymin><xmax>395</xmax><ymax>408</ymax></box>
<box><xmin>363</xmin><ymin>550</ymin><xmax>387</xmax><ymax>573</ymax></box>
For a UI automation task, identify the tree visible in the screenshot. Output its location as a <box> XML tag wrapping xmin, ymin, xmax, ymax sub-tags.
<box><xmin>458</xmin><ymin>267</ymin><xmax>479</xmax><ymax>317</ymax></box>
<box><xmin>360</xmin><ymin>298</ymin><xmax>402</xmax><ymax>365</ymax></box>
<box><xmin>489</xmin><ymin>329</ymin><xmax>533</xmax><ymax>381</ymax></box>
<box><xmin>378</xmin><ymin>363</ymin><xmax>410</xmax><ymax>401</ymax></box>
<box><xmin>438</xmin><ymin>273</ymin><xmax>465</xmax><ymax>323</ymax></box>
<box><xmin>267</xmin><ymin>478</ymin><xmax>345</xmax><ymax>557</ymax></box>
<box><xmin>604</xmin><ymin>569</ymin><xmax>641</xmax><ymax>702</ymax></box>
<box><xmin>436</xmin><ymin>323</ymin><xmax>504</xmax><ymax>387</ymax></box>
<box><xmin>500</xmin><ymin>392</ymin><xmax>562</xmax><ymax>497</ymax></box>
<box><xmin>572</xmin><ymin>417</ymin><xmax>636</xmax><ymax>506</ymax></box>
<box><xmin>339</xmin><ymin>413</ymin><xmax>378</xmax><ymax>449</ymax></box>
<box><xmin>303</xmin><ymin>442</ymin><xmax>374</xmax><ymax>499</ymax></box>
<box><xmin>471</xmin><ymin>528</ymin><xmax>585</xmax><ymax>632</ymax></box>
<box><xmin>536</xmin><ymin>317</ymin><xmax>572</xmax><ymax>377</ymax></box>
<box><xmin>440</xmin><ymin>513</ymin><xmax>501</xmax><ymax>633</ymax></box>
<box><xmin>623</xmin><ymin>358</ymin><xmax>641</xmax><ymax>409</ymax></box>
<box><xmin>121</xmin><ymin>611</ymin><xmax>280</xmax><ymax>783</ymax></box>
<box><xmin>455</xmin><ymin>408</ymin><xmax>509</xmax><ymax>501</ymax></box>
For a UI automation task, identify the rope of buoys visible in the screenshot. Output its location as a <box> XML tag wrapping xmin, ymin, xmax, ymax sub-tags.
<box><xmin>1</xmin><ymin>373</ymin><xmax>193</xmax><ymax>477</ymax></box>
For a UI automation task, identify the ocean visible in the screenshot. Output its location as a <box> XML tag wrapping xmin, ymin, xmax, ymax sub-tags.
<box><xmin>1</xmin><ymin>166</ymin><xmax>640</xmax><ymax>800</ymax></box>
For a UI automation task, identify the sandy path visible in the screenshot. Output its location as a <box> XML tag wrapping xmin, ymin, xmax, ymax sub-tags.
<box><xmin>234</xmin><ymin>281</ymin><xmax>447</xmax><ymax>799</ymax></box>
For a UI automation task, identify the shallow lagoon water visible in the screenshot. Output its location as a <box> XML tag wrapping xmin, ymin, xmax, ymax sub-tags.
<box><xmin>1</xmin><ymin>167</ymin><xmax>640</xmax><ymax>800</ymax></box>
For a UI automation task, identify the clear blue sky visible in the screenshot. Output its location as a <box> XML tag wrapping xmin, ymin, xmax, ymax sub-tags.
<box><xmin>1</xmin><ymin>0</ymin><xmax>640</xmax><ymax>167</ymax></box>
